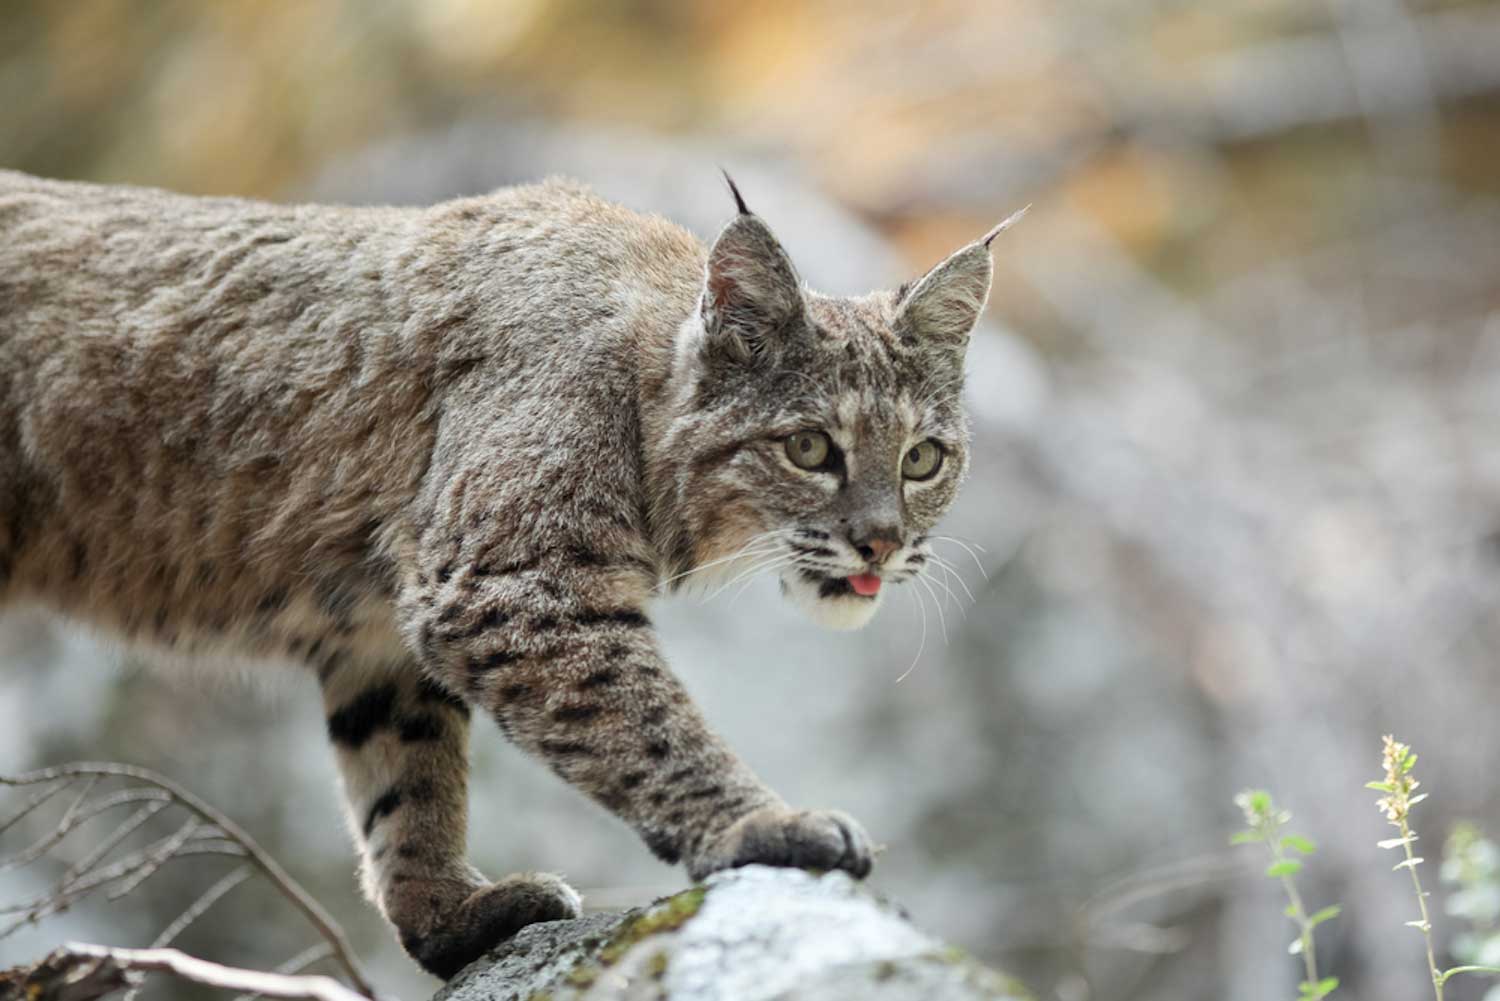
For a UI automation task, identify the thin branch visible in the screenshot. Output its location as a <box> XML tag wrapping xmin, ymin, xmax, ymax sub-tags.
<box><xmin>233</xmin><ymin>944</ymin><xmax>337</xmax><ymax>1001</ymax></box>
<box><xmin>0</xmin><ymin>779</ymin><xmax>71</xmax><ymax>836</ymax></box>
<box><xmin>1</xmin><ymin>763</ymin><xmax>375</xmax><ymax>997</ymax></box>
<box><xmin>61</xmin><ymin>799</ymin><xmax>172</xmax><ymax>886</ymax></box>
<box><xmin>17</xmin><ymin>943</ymin><xmax>374</xmax><ymax>1001</ymax></box>
<box><xmin>150</xmin><ymin>865</ymin><xmax>253</xmax><ymax>949</ymax></box>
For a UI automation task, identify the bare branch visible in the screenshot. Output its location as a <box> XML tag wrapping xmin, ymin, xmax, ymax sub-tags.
<box><xmin>1</xmin><ymin>790</ymin><xmax>172</xmax><ymax>873</ymax></box>
<box><xmin>232</xmin><ymin>944</ymin><xmax>337</xmax><ymax>1001</ymax></box>
<box><xmin>0</xmin><ymin>779</ymin><xmax>71</xmax><ymax>836</ymax></box>
<box><xmin>150</xmin><ymin>865</ymin><xmax>253</xmax><ymax>949</ymax></box>
<box><xmin>61</xmin><ymin>800</ymin><xmax>172</xmax><ymax>886</ymax></box>
<box><xmin>4</xmin><ymin>943</ymin><xmax>375</xmax><ymax>1001</ymax></box>
<box><xmin>107</xmin><ymin>818</ymin><xmax>199</xmax><ymax>900</ymax></box>
<box><xmin>1</xmin><ymin>763</ymin><xmax>375</xmax><ymax>997</ymax></box>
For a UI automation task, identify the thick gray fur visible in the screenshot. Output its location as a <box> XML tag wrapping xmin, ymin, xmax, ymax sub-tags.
<box><xmin>0</xmin><ymin>169</ymin><xmax>1002</xmax><ymax>978</ymax></box>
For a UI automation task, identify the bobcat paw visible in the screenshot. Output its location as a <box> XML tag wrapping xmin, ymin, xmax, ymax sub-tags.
<box><xmin>688</xmin><ymin>806</ymin><xmax>874</xmax><ymax>881</ymax></box>
<box><xmin>402</xmin><ymin>873</ymin><xmax>582</xmax><ymax>979</ymax></box>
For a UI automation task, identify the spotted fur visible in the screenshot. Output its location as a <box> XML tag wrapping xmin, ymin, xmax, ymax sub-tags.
<box><xmin>0</xmin><ymin>168</ymin><xmax>1001</xmax><ymax>977</ymax></box>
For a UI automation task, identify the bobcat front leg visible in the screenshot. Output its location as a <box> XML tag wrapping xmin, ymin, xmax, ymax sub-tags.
<box><xmin>318</xmin><ymin>659</ymin><xmax>579</xmax><ymax>979</ymax></box>
<box><xmin>406</xmin><ymin>547</ymin><xmax>874</xmax><ymax>887</ymax></box>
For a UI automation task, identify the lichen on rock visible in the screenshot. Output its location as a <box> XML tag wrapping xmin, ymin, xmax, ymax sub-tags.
<box><xmin>432</xmin><ymin>866</ymin><xmax>1029</xmax><ymax>1001</ymax></box>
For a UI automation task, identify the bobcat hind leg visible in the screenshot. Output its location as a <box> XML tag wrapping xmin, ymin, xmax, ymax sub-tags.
<box><xmin>319</xmin><ymin>658</ymin><xmax>580</xmax><ymax>978</ymax></box>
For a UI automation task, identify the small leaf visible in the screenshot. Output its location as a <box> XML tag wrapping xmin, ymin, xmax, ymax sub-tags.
<box><xmin>1366</xmin><ymin>781</ymin><xmax>1397</xmax><ymax>793</ymax></box>
<box><xmin>1405</xmin><ymin>920</ymin><xmax>1431</xmax><ymax>931</ymax></box>
<box><xmin>1249</xmin><ymin>790</ymin><xmax>1272</xmax><ymax>813</ymax></box>
<box><xmin>1230</xmin><ymin>830</ymin><xmax>1261</xmax><ymax>846</ymax></box>
<box><xmin>1283</xmin><ymin>834</ymin><xmax>1318</xmax><ymax>855</ymax></box>
<box><xmin>1308</xmin><ymin>905</ymin><xmax>1342</xmax><ymax>928</ymax></box>
<box><xmin>1378</xmin><ymin>836</ymin><xmax>1415</xmax><ymax>849</ymax></box>
<box><xmin>1267</xmin><ymin>860</ymin><xmax>1304</xmax><ymax>878</ymax></box>
<box><xmin>1285</xmin><ymin>903</ymin><xmax>1299</xmax><ymax>919</ymax></box>
<box><xmin>1402</xmin><ymin>752</ymin><xmax>1417</xmax><ymax>773</ymax></box>
<box><xmin>1393</xmin><ymin>857</ymin><xmax>1425</xmax><ymax>871</ymax></box>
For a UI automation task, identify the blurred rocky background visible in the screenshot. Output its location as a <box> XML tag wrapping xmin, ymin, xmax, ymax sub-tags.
<box><xmin>4</xmin><ymin>2</ymin><xmax>1500</xmax><ymax>999</ymax></box>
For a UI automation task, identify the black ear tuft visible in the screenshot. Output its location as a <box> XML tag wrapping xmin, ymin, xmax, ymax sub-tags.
<box><xmin>720</xmin><ymin>169</ymin><xmax>751</xmax><ymax>216</ymax></box>
<box><xmin>700</xmin><ymin>213</ymin><xmax>805</xmax><ymax>363</ymax></box>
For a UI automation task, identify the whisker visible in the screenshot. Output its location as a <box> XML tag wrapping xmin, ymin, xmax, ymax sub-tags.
<box><xmin>920</xmin><ymin>567</ymin><xmax>966</xmax><ymax>620</ymax></box>
<box><xmin>927</xmin><ymin>554</ymin><xmax>977</xmax><ymax>605</ymax></box>
<box><xmin>913</xmin><ymin>573</ymin><xmax>949</xmax><ymax>643</ymax></box>
<box><xmin>656</xmin><ymin>530</ymin><xmax>796</xmax><ymax>591</ymax></box>
<box><xmin>929</xmin><ymin>535</ymin><xmax>988</xmax><ymax>579</ymax></box>
<box><xmin>703</xmin><ymin>551</ymin><xmax>797</xmax><ymax>602</ymax></box>
<box><xmin>729</xmin><ymin>556</ymin><xmax>799</xmax><ymax>605</ymax></box>
<box><xmin>896</xmin><ymin>587</ymin><xmax>929</xmax><ymax>683</ymax></box>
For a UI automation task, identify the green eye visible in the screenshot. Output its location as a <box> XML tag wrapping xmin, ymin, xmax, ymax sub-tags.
<box><xmin>902</xmin><ymin>440</ymin><xmax>943</xmax><ymax>480</ymax></box>
<box><xmin>785</xmin><ymin>431</ymin><xmax>832</xmax><ymax>470</ymax></box>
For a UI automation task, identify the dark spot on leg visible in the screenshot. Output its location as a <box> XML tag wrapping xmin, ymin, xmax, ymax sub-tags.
<box><xmin>399</xmin><ymin>713</ymin><xmax>444</xmax><ymax>743</ymax></box>
<box><xmin>328</xmin><ymin>683</ymin><xmax>399</xmax><ymax>748</ymax></box>
<box><xmin>363</xmin><ymin>787</ymin><xmax>403</xmax><ymax>837</ymax></box>
<box><xmin>642</xmin><ymin>829</ymin><xmax>681</xmax><ymax>864</ymax></box>
<box><xmin>256</xmin><ymin>587</ymin><xmax>289</xmax><ymax>616</ymax></box>
<box><xmin>574</xmin><ymin>609</ymin><xmax>649</xmax><ymax>629</ymax></box>
<box><xmin>579</xmin><ymin>668</ymin><xmax>618</xmax><ymax>689</ymax></box>
<box><xmin>539</xmin><ymin>739</ymin><xmax>594</xmax><ymax>757</ymax></box>
<box><xmin>551</xmin><ymin>704</ymin><xmax>602</xmax><ymax>724</ymax></box>
<box><xmin>467</xmin><ymin>649</ymin><xmax>520</xmax><ymax>673</ymax></box>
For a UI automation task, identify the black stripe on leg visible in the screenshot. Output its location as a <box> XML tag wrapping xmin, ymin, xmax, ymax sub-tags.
<box><xmin>551</xmin><ymin>704</ymin><xmax>602</xmax><ymax>724</ymax></box>
<box><xmin>363</xmin><ymin>787</ymin><xmax>403</xmax><ymax>837</ymax></box>
<box><xmin>328</xmin><ymin>683</ymin><xmax>399</xmax><ymax>749</ymax></box>
<box><xmin>398</xmin><ymin>713</ymin><xmax>445</xmax><ymax>743</ymax></box>
<box><xmin>573</xmin><ymin>609</ymin><xmax>650</xmax><ymax>629</ymax></box>
<box><xmin>578</xmin><ymin>668</ymin><xmax>618</xmax><ymax>689</ymax></box>
<box><xmin>642</xmin><ymin>829</ymin><xmax>681</xmax><ymax>865</ymax></box>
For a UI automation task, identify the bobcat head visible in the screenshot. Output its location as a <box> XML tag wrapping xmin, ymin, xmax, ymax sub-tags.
<box><xmin>655</xmin><ymin>178</ymin><xmax>1019</xmax><ymax>630</ymax></box>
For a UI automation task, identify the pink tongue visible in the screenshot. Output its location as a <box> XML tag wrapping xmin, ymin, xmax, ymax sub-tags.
<box><xmin>848</xmin><ymin>573</ymin><xmax>882</xmax><ymax>596</ymax></box>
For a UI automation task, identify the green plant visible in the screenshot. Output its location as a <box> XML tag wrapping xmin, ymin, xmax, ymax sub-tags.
<box><xmin>1233</xmin><ymin>789</ymin><xmax>1341</xmax><ymax>1000</ymax></box>
<box><xmin>1442</xmin><ymin>823</ymin><xmax>1500</xmax><ymax>1001</ymax></box>
<box><xmin>1369</xmin><ymin>735</ymin><xmax>1500</xmax><ymax>1001</ymax></box>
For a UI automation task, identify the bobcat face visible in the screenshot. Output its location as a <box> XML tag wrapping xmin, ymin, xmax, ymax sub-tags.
<box><xmin>659</xmin><ymin>184</ymin><xmax>1014</xmax><ymax>630</ymax></box>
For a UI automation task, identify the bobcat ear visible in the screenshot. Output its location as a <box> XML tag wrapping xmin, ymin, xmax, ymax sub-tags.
<box><xmin>897</xmin><ymin>207</ymin><xmax>1027</xmax><ymax>349</ymax></box>
<box><xmin>699</xmin><ymin>181</ymin><xmax>805</xmax><ymax>363</ymax></box>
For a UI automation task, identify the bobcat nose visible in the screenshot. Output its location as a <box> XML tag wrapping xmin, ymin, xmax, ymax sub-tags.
<box><xmin>850</xmin><ymin>530</ymin><xmax>900</xmax><ymax>565</ymax></box>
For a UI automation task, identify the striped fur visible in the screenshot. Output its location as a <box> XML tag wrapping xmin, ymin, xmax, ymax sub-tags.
<box><xmin>0</xmin><ymin>169</ymin><xmax>998</xmax><ymax>977</ymax></box>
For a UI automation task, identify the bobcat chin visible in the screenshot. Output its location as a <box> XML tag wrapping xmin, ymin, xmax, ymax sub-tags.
<box><xmin>0</xmin><ymin>167</ymin><xmax>1011</xmax><ymax>978</ymax></box>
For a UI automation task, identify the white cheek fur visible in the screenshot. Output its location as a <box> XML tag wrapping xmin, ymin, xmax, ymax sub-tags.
<box><xmin>779</xmin><ymin>572</ymin><xmax>883</xmax><ymax>631</ymax></box>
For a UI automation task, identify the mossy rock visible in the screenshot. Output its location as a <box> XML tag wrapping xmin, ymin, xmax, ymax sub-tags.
<box><xmin>433</xmin><ymin>866</ymin><xmax>1030</xmax><ymax>1001</ymax></box>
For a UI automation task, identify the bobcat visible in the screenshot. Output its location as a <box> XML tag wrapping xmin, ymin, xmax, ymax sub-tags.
<box><xmin>0</xmin><ymin>168</ymin><xmax>1010</xmax><ymax>977</ymax></box>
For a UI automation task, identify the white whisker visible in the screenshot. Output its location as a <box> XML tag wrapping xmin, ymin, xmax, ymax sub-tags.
<box><xmin>896</xmin><ymin>587</ymin><xmax>929</xmax><ymax>683</ymax></box>
<box><xmin>927</xmin><ymin>554</ymin><xmax>977</xmax><ymax>605</ymax></box>
<box><xmin>929</xmin><ymin>535</ymin><xmax>988</xmax><ymax>579</ymax></box>
<box><xmin>703</xmin><ymin>550</ymin><xmax>797</xmax><ymax>602</ymax></box>
<box><xmin>913</xmin><ymin>572</ymin><xmax>949</xmax><ymax>643</ymax></box>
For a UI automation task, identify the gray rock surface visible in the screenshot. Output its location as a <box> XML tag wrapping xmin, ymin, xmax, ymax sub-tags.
<box><xmin>432</xmin><ymin>866</ymin><xmax>1029</xmax><ymax>1001</ymax></box>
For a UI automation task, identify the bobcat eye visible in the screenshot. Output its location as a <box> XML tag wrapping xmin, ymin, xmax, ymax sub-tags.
<box><xmin>902</xmin><ymin>440</ymin><xmax>943</xmax><ymax>481</ymax></box>
<box><xmin>785</xmin><ymin>431</ymin><xmax>832</xmax><ymax>471</ymax></box>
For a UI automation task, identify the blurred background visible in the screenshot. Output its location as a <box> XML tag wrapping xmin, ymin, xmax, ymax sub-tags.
<box><xmin>4</xmin><ymin>2</ymin><xmax>1500</xmax><ymax>999</ymax></box>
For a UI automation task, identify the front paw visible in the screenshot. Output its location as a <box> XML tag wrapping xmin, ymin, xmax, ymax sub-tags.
<box><xmin>402</xmin><ymin>872</ymin><xmax>582</xmax><ymax>979</ymax></box>
<box><xmin>688</xmin><ymin>806</ymin><xmax>874</xmax><ymax>881</ymax></box>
